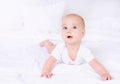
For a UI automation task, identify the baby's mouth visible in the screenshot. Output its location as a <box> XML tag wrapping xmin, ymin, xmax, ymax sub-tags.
<box><xmin>67</xmin><ymin>36</ymin><xmax>72</xmax><ymax>38</ymax></box>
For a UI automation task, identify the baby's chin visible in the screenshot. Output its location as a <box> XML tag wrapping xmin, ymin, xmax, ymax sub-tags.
<box><xmin>65</xmin><ymin>39</ymin><xmax>82</xmax><ymax>44</ymax></box>
<box><xmin>65</xmin><ymin>40</ymin><xmax>76</xmax><ymax>44</ymax></box>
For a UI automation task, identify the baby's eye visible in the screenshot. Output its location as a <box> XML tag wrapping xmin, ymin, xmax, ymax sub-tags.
<box><xmin>63</xmin><ymin>26</ymin><xmax>67</xmax><ymax>30</ymax></box>
<box><xmin>73</xmin><ymin>26</ymin><xmax>77</xmax><ymax>29</ymax></box>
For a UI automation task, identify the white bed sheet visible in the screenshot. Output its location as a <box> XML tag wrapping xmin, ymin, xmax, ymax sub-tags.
<box><xmin>20</xmin><ymin>42</ymin><xmax>120</xmax><ymax>84</ymax></box>
<box><xmin>21</xmin><ymin>64</ymin><xmax>120</xmax><ymax>84</ymax></box>
<box><xmin>0</xmin><ymin>41</ymin><xmax>120</xmax><ymax>84</ymax></box>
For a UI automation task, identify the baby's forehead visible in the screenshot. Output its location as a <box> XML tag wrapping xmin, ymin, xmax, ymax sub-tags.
<box><xmin>63</xmin><ymin>14</ymin><xmax>84</xmax><ymax>22</ymax></box>
<box><xmin>63</xmin><ymin>14</ymin><xmax>83</xmax><ymax>20</ymax></box>
<box><xmin>62</xmin><ymin>14</ymin><xmax>85</xmax><ymax>28</ymax></box>
<box><xmin>63</xmin><ymin>15</ymin><xmax>84</xmax><ymax>23</ymax></box>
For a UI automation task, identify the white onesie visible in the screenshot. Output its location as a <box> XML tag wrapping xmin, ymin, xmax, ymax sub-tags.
<box><xmin>51</xmin><ymin>43</ymin><xmax>94</xmax><ymax>65</ymax></box>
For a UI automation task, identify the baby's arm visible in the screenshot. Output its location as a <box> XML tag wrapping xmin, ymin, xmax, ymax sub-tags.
<box><xmin>40</xmin><ymin>40</ymin><xmax>56</xmax><ymax>54</ymax></box>
<box><xmin>89</xmin><ymin>59</ymin><xmax>112</xmax><ymax>80</ymax></box>
<box><xmin>41</xmin><ymin>56</ymin><xmax>57</xmax><ymax>78</ymax></box>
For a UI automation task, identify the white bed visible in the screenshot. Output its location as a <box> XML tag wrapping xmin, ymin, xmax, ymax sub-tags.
<box><xmin>0</xmin><ymin>0</ymin><xmax>120</xmax><ymax>84</ymax></box>
<box><xmin>1</xmin><ymin>41</ymin><xmax>120</xmax><ymax>84</ymax></box>
<box><xmin>19</xmin><ymin>41</ymin><xmax>120</xmax><ymax>84</ymax></box>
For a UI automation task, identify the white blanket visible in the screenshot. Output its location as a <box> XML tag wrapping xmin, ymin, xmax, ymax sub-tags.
<box><xmin>21</xmin><ymin>42</ymin><xmax>120</xmax><ymax>84</ymax></box>
<box><xmin>1</xmin><ymin>42</ymin><xmax>120</xmax><ymax>84</ymax></box>
<box><xmin>21</xmin><ymin>64</ymin><xmax>120</xmax><ymax>84</ymax></box>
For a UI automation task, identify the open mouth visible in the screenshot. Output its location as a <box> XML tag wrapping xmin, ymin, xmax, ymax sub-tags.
<box><xmin>67</xmin><ymin>36</ymin><xmax>72</xmax><ymax>38</ymax></box>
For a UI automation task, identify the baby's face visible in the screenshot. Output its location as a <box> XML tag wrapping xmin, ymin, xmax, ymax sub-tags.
<box><xmin>61</xmin><ymin>15</ymin><xmax>85</xmax><ymax>45</ymax></box>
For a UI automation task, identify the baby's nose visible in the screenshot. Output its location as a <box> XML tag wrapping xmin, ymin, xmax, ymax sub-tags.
<box><xmin>67</xmin><ymin>28</ymin><xmax>71</xmax><ymax>33</ymax></box>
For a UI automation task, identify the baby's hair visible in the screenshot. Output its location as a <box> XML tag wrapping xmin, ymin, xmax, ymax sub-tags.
<box><xmin>62</xmin><ymin>13</ymin><xmax>85</xmax><ymax>28</ymax></box>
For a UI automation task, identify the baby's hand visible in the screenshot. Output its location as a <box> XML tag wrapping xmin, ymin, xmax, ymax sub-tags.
<box><xmin>40</xmin><ymin>40</ymin><xmax>55</xmax><ymax>54</ymax></box>
<box><xmin>41</xmin><ymin>72</ymin><xmax>53</xmax><ymax>78</ymax></box>
<box><xmin>101</xmin><ymin>73</ymin><xmax>112</xmax><ymax>80</ymax></box>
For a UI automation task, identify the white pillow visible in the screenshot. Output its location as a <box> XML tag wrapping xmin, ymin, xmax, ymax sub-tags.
<box><xmin>22</xmin><ymin>1</ymin><xmax>66</xmax><ymax>43</ymax></box>
<box><xmin>0</xmin><ymin>0</ymin><xmax>23</xmax><ymax>29</ymax></box>
<box><xmin>22</xmin><ymin>6</ymin><xmax>51</xmax><ymax>33</ymax></box>
<box><xmin>82</xmin><ymin>17</ymin><xmax>120</xmax><ymax>43</ymax></box>
<box><xmin>64</xmin><ymin>0</ymin><xmax>120</xmax><ymax>43</ymax></box>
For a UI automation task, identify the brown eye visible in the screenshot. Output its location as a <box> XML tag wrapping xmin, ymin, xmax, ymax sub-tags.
<box><xmin>63</xmin><ymin>26</ymin><xmax>67</xmax><ymax>30</ymax></box>
<box><xmin>73</xmin><ymin>26</ymin><xmax>77</xmax><ymax>29</ymax></box>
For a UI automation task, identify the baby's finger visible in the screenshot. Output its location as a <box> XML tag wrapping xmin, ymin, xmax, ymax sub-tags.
<box><xmin>107</xmin><ymin>76</ymin><xmax>112</xmax><ymax>80</ymax></box>
<box><xmin>49</xmin><ymin>73</ymin><xmax>53</xmax><ymax>78</ymax></box>
<box><xmin>41</xmin><ymin>73</ymin><xmax>47</xmax><ymax>78</ymax></box>
<box><xmin>40</xmin><ymin>42</ymin><xmax>44</xmax><ymax>47</ymax></box>
<box><xmin>47</xmin><ymin>73</ymin><xmax>52</xmax><ymax>78</ymax></box>
<box><xmin>102</xmin><ymin>75</ymin><xmax>107</xmax><ymax>80</ymax></box>
<box><xmin>40</xmin><ymin>74</ymin><xmax>44</xmax><ymax>77</ymax></box>
<box><xmin>47</xmin><ymin>73</ymin><xmax>53</xmax><ymax>78</ymax></box>
<box><xmin>45</xmin><ymin>73</ymin><xmax>50</xmax><ymax>78</ymax></box>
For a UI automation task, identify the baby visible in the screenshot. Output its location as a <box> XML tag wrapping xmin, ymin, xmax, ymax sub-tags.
<box><xmin>40</xmin><ymin>14</ymin><xmax>112</xmax><ymax>80</ymax></box>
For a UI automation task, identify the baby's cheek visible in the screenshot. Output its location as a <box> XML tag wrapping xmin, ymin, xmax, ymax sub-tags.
<box><xmin>77</xmin><ymin>33</ymin><xmax>83</xmax><ymax>38</ymax></box>
<box><xmin>62</xmin><ymin>35</ymin><xmax>66</xmax><ymax>40</ymax></box>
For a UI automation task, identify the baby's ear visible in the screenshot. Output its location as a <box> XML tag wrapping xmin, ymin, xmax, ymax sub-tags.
<box><xmin>82</xmin><ymin>28</ymin><xmax>86</xmax><ymax>37</ymax></box>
